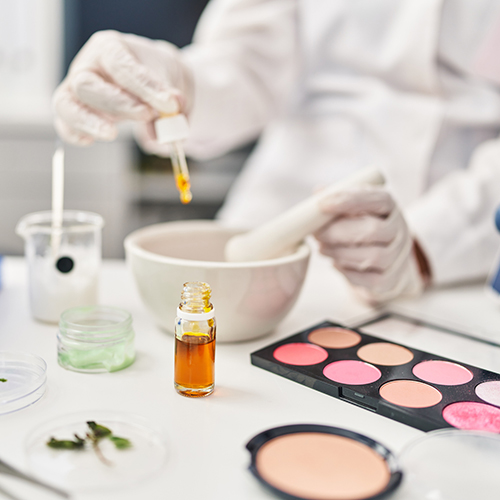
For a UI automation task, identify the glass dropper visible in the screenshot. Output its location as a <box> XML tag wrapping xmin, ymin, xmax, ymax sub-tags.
<box><xmin>170</xmin><ymin>140</ymin><xmax>192</xmax><ymax>204</ymax></box>
<box><xmin>154</xmin><ymin>113</ymin><xmax>192</xmax><ymax>204</ymax></box>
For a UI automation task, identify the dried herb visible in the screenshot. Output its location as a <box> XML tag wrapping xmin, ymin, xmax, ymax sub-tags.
<box><xmin>47</xmin><ymin>435</ymin><xmax>85</xmax><ymax>450</ymax></box>
<box><xmin>87</xmin><ymin>421</ymin><xmax>112</xmax><ymax>438</ymax></box>
<box><xmin>109</xmin><ymin>436</ymin><xmax>133</xmax><ymax>449</ymax></box>
<box><xmin>0</xmin><ymin>378</ymin><xmax>7</xmax><ymax>383</ymax></box>
<box><xmin>47</xmin><ymin>421</ymin><xmax>132</xmax><ymax>465</ymax></box>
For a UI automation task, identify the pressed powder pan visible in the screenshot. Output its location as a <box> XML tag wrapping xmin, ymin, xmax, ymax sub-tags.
<box><xmin>247</xmin><ymin>424</ymin><xmax>402</xmax><ymax>500</ymax></box>
<box><xmin>247</xmin><ymin>426</ymin><xmax>500</xmax><ymax>500</ymax></box>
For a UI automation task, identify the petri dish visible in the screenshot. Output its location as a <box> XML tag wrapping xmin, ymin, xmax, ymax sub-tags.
<box><xmin>398</xmin><ymin>429</ymin><xmax>500</xmax><ymax>500</ymax></box>
<box><xmin>0</xmin><ymin>351</ymin><xmax>47</xmax><ymax>414</ymax></box>
<box><xmin>25</xmin><ymin>411</ymin><xmax>168</xmax><ymax>493</ymax></box>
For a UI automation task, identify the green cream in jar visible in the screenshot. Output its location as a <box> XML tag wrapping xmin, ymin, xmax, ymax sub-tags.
<box><xmin>58</xmin><ymin>306</ymin><xmax>135</xmax><ymax>373</ymax></box>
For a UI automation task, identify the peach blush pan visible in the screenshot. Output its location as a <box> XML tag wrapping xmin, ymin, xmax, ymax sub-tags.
<box><xmin>379</xmin><ymin>380</ymin><xmax>443</xmax><ymax>408</ymax></box>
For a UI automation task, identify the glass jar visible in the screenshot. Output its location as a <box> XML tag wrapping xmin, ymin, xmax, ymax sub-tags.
<box><xmin>57</xmin><ymin>306</ymin><xmax>135</xmax><ymax>373</ymax></box>
<box><xmin>174</xmin><ymin>282</ymin><xmax>216</xmax><ymax>397</ymax></box>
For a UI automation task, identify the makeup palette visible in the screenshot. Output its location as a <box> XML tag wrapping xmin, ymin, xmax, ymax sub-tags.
<box><xmin>251</xmin><ymin>315</ymin><xmax>500</xmax><ymax>432</ymax></box>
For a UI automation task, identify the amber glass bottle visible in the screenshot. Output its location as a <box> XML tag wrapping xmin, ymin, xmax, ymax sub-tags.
<box><xmin>174</xmin><ymin>282</ymin><xmax>216</xmax><ymax>397</ymax></box>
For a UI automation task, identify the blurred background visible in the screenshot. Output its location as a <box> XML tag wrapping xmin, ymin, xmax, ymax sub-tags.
<box><xmin>0</xmin><ymin>0</ymin><xmax>253</xmax><ymax>258</ymax></box>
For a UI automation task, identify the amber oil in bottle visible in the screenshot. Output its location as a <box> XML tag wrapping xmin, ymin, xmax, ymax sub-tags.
<box><xmin>174</xmin><ymin>282</ymin><xmax>216</xmax><ymax>397</ymax></box>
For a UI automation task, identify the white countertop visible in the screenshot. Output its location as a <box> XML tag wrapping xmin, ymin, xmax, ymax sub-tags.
<box><xmin>1</xmin><ymin>253</ymin><xmax>500</xmax><ymax>500</ymax></box>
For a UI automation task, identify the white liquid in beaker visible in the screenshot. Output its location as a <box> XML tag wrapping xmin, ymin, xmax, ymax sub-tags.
<box><xmin>29</xmin><ymin>252</ymin><xmax>98</xmax><ymax>323</ymax></box>
<box><xmin>17</xmin><ymin>210</ymin><xmax>104</xmax><ymax>324</ymax></box>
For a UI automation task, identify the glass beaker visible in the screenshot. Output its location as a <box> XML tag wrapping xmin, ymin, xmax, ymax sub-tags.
<box><xmin>16</xmin><ymin>210</ymin><xmax>105</xmax><ymax>323</ymax></box>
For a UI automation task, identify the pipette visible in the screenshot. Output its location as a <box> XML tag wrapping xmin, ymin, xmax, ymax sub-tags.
<box><xmin>155</xmin><ymin>114</ymin><xmax>192</xmax><ymax>204</ymax></box>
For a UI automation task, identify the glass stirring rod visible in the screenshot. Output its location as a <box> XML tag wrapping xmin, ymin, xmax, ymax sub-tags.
<box><xmin>155</xmin><ymin>113</ymin><xmax>192</xmax><ymax>204</ymax></box>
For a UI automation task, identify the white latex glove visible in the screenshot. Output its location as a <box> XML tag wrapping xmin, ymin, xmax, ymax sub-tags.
<box><xmin>52</xmin><ymin>30</ymin><xmax>193</xmax><ymax>146</ymax></box>
<box><xmin>314</xmin><ymin>188</ymin><xmax>425</xmax><ymax>304</ymax></box>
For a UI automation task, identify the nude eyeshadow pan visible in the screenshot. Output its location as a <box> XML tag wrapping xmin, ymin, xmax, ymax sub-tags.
<box><xmin>251</xmin><ymin>316</ymin><xmax>500</xmax><ymax>432</ymax></box>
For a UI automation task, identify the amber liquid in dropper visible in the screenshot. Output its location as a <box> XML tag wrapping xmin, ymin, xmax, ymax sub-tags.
<box><xmin>174</xmin><ymin>333</ymin><xmax>215</xmax><ymax>397</ymax></box>
<box><xmin>174</xmin><ymin>172</ymin><xmax>192</xmax><ymax>204</ymax></box>
<box><xmin>170</xmin><ymin>141</ymin><xmax>192</xmax><ymax>204</ymax></box>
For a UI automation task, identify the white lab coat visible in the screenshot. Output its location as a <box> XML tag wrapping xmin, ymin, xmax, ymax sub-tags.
<box><xmin>182</xmin><ymin>0</ymin><xmax>500</xmax><ymax>286</ymax></box>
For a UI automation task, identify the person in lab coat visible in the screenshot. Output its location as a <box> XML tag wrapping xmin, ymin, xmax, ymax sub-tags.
<box><xmin>52</xmin><ymin>0</ymin><xmax>500</xmax><ymax>303</ymax></box>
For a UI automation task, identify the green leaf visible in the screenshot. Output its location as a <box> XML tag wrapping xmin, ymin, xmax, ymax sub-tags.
<box><xmin>87</xmin><ymin>421</ymin><xmax>112</xmax><ymax>439</ymax></box>
<box><xmin>0</xmin><ymin>378</ymin><xmax>7</xmax><ymax>383</ymax></box>
<box><xmin>109</xmin><ymin>436</ymin><xmax>132</xmax><ymax>449</ymax></box>
<box><xmin>47</xmin><ymin>436</ymin><xmax>85</xmax><ymax>450</ymax></box>
<box><xmin>46</xmin><ymin>422</ymin><xmax>132</xmax><ymax>465</ymax></box>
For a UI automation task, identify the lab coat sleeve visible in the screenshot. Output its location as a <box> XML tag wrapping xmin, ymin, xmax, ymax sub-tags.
<box><xmin>406</xmin><ymin>138</ymin><xmax>500</xmax><ymax>285</ymax></box>
<box><xmin>180</xmin><ymin>0</ymin><xmax>299</xmax><ymax>159</ymax></box>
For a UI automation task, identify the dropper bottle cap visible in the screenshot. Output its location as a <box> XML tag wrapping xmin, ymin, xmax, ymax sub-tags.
<box><xmin>154</xmin><ymin>114</ymin><xmax>190</xmax><ymax>144</ymax></box>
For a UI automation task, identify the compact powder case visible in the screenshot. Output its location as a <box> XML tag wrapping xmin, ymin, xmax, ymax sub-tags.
<box><xmin>247</xmin><ymin>425</ymin><xmax>500</xmax><ymax>500</ymax></box>
<box><xmin>251</xmin><ymin>315</ymin><xmax>500</xmax><ymax>432</ymax></box>
<box><xmin>247</xmin><ymin>424</ymin><xmax>402</xmax><ymax>500</ymax></box>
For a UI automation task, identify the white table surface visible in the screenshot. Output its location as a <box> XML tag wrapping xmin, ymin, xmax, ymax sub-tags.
<box><xmin>1</xmin><ymin>253</ymin><xmax>500</xmax><ymax>500</ymax></box>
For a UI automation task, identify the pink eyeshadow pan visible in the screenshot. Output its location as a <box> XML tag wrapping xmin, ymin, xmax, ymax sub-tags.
<box><xmin>323</xmin><ymin>360</ymin><xmax>381</xmax><ymax>385</ymax></box>
<box><xmin>412</xmin><ymin>360</ymin><xmax>473</xmax><ymax>386</ymax></box>
<box><xmin>442</xmin><ymin>402</ymin><xmax>500</xmax><ymax>432</ymax></box>
<box><xmin>273</xmin><ymin>343</ymin><xmax>328</xmax><ymax>366</ymax></box>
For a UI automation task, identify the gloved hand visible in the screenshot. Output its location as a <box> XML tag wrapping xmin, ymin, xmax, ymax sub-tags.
<box><xmin>52</xmin><ymin>30</ymin><xmax>193</xmax><ymax>146</ymax></box>
<box><xmin>314</xmin><ymin>187</ymin><xmax>428</xmax><ymax>304</ymax></box>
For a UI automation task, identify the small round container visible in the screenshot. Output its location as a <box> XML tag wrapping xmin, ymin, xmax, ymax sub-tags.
<box><xmin>57</xmin><ymin>306</ymin><xmax>135</xmax><ymax>373</ymax></box>
<box><xmin>0</xmin><ymin>351</ymin><xmax>47</xmax><ymax>414</ymax></box>
<box><xmin>247</xmin><ymin>424</ymin><xmax>402</xmax><ymax>500</ymax></box>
